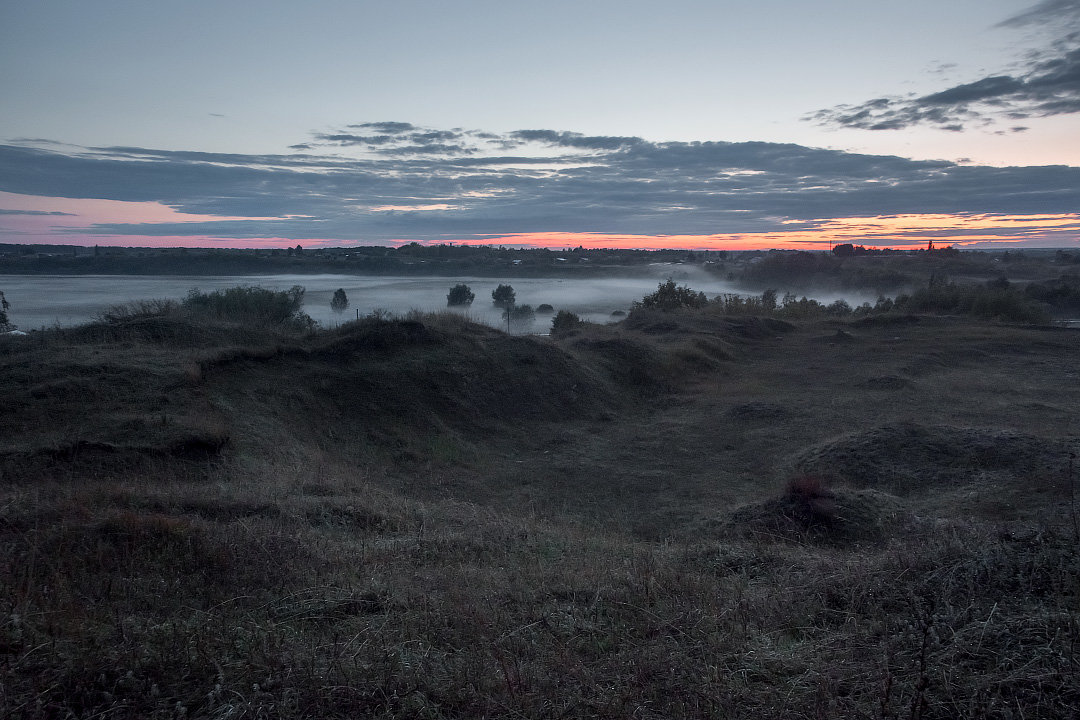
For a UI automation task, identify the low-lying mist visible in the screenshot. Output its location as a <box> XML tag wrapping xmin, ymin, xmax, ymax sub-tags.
<box><xmin>0</xmin><ymin>270</ymin><xmax>883</xmax><ymax>331</ymax></box>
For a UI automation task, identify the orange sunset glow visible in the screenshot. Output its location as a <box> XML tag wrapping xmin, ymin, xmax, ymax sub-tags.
<box><xmin>437</xmin><ymin>213</ymin><xmax>1080</xmax><ymax>251</ymax></box>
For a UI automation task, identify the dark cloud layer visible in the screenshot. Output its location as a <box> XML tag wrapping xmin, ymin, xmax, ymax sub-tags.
<box><xmin>1</xmin><ymin>124</ymin><xmax>1078</xmax><ymax>243</ymax></box>
<box><xmin>998</xmin><ymin>0</ymin><xmax>1080</xmax><ymax>29</ymax></box>
<box><xmin>812</xmin><ymin>1</ymin><xmax>1080</xmax><ymax>132</ymax></box>
<box><xmin>0</xmin><ymin>208</ymin><xmax>75</xmax><ymax>216</ymax></box>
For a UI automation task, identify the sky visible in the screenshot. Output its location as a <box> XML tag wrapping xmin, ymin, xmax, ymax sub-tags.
<box><xmin>1</xmin><ymin>0</ymin><xmax>1078</xmax><ymax>251</ymax></box>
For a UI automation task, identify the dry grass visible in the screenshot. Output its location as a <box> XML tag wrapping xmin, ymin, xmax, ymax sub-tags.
<box><xmin>2</xmin><ymin>308</ymin><xmax>1079</xmax><ymax>718</ymax></box>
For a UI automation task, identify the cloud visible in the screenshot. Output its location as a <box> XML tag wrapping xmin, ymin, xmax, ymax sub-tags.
<box><xmin>347</xmin><ymin>121</ymin><xmax>417</xmax><ymax>134</ymax></box>
<box><xmin>0</xmin><ymin>208</ymin><xmax>75</xmax><ymax>216</ymax></box>
<box><xmin>996</xmin><ymin>0</ymin><xmax>1080</xmax><ymax>29</ymax></box>
<box><xmin>303</xmin><ymin>127</ymin><xmax>480</xmax><ymax>155</ymax></box>
<box><xmin>311</xmin><ymin>132</ymin><xmax>397</xmax><ymax>145</ymax></box>
<box><xmin>811</xmin><ymin>1</ymin><xmax>1080</xmax><ymax>131</ymax></box>
<box><xmin>508</xmin><ymin>130</ymin><xmax>642</xmax><ymax>150</ymax></box>
<box><xmin>0</xmin><ymin>125</ymin><xmax>1077</xmax><ymax>244</ymax></box>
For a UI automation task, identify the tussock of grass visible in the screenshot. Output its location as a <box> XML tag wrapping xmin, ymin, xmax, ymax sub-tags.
<box><xmin>795</xmin><ymin>422</ymin><xmax>1077</xmax><ymax>497</ymax></box>
<box><xmin>720</xmin><ymin>479</ymin><xmax>910</xmax><ymax>546</ymax></box>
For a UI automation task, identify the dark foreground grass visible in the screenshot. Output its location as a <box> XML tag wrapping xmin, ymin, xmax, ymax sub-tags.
<box><xmin>2</xmin><ymin>307</ymin><xmax>1079</xmax><ymax>718</ymax></box>
<box><xmin>4</xmin><ymin>481</ymin><xmax>1076</xmax><ymax>718</ymax></box>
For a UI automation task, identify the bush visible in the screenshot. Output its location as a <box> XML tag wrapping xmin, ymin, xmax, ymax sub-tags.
<box><xmin>0</xmin><ymin>290</ymin><xmax>12</xmax><ymax>331</ymax></box>
<box><xmin>1023</xmin><ymin>274</ymin><xmax>1080</xmax><ymax>316</ymax></box>
<box><xmin>550</xmin><ymin>310</ymin><xmax>584</xmax><ymax>337</ymax></box>
<box><xmin>633</xmin><ymin>279</ymin><xmax>708</xmax><ymax>311</ymax></box>
<box><xmin>784</xmin><ymin>475</ymin><xmax>838</xmax><ymax>526</ymax></box>
<box><xmin>894</xmin><ymin>278</ymin><xmax>1050</xmax><ymax>323</ymax></box>
<box><xmin>504</xmin><ymin>304</ymin><xmax>535</xmax><ymax>330</ymax></box>
<box><xmin>536</xmin><ymin>303</ymin><xmax>554</xmax><ymax>314</ymax></box>
<box><xmin>181</xmin><ymin>285</ymin><xmax>315</xmax><ymax>329</ymax></box>
<box><xmin>447</xmin><ymin>283</ymin><xmax>475</xmax><ymax>306</ymax></box>
<box><xmin>94</xmin><ymin>298</ymin><xmax>180</xmax><ymax>323</ymax></box>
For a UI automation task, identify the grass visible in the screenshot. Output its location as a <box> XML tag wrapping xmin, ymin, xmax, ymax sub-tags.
<box><xmin>2</xmin><ymin>302</ymin><xmax>1079</xmax><ymax>718</ymax></box>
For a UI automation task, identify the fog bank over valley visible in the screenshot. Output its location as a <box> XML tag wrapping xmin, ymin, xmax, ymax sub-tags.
<box><xmin>0</xmin><ymin>270</ymin><xmax>883</xmax><ymax>331</ymax></box>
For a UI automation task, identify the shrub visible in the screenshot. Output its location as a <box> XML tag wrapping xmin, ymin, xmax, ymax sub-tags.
<box><xmin>633</xmin><ymin>279</ymin><xmax>708</xmax><ymax>311</ymax></box>
<box><xmin>94</xmin><ymin>298</ymin><xmax>179</xmax><ymax>323</ymax></box>
<box><xmin>894</xmin><ymin>279</ymin><xmax>1050</xmax><ymax>323</ymax></box>
<box><xmin>0</xmin><ymin>290</ymin><xmax>12</xmax><ymax>331</ymax></box>
<box><xmin>784</xmin><ymin>475</ymin><xmax>838</xmax><ymax>525</ymax></box>
<box><xmin>447</xmin><ymin>283</ymin><xmax>476</xmax><ymax>306</ymax></box>
<box><xmin>504</xmin><ymin>304</ymin><xmax>535</xmax><ymax>330</ymax></box>
<box><xmin>825</xmin><ymin>299</ymin><xmax>853</xmax><ymax>316</ymax></box>
<box><xmin>1023</xmin><ymin>274</ymin><xmax>1080</xmax><ymax>316</ymax></box>
<box><xmin>550</xmin><ymin>310</ymin><xmax>584</xmax><ymax>337</ymax></box>
<box><xmin>492</xmin><ymin>284</ymin><xmax>516</xmax><ymax>308</ymax></box>
<box><xmin>181</xmin><ymin>285</ymin><xmax>315</xmax><ymax>329</ymax></box>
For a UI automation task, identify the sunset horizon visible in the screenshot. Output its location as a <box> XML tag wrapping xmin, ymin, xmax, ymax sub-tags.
<box><xmin>2</xmin><ymin>1</ymin><xmax>1078</xmax><ymax>252</ymax></box>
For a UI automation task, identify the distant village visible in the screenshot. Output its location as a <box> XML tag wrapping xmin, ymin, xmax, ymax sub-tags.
<box><xmin>0</xmin><ymin>242</ymin><xmax>736</xmax><ymax>277</ymax></box>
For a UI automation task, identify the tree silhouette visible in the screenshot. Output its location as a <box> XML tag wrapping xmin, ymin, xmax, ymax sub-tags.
<box><xmin>633</xmin><ymin>279</ymin><xmax>707</xmax><ymax>311</ymax></box>
<box><xmin>330</xmin><ymin>288</ymin><xmax>349</xmax><ymax>314</ymax></box>
<box><xmin>492</xmin><ymin>284</ymin><xmax>516</xmax><ymax>308</ymax></box>
<box><xmin>550</xmin><ymin>310</ymin><xmax>583</xmax><ymax>337</ymax></box>
<box><xmin>447</xmin><ymin>283</ymin><xmax>475</xmax><ymax>306</ymax></box>
<box><xmin>0</xmin><ymin>290</ymin><xmax>10</xmax><ymax>331</ymax></box>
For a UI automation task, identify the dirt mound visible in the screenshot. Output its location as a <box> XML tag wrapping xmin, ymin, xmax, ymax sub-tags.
<box><xmin>569</xmin><ymin>335</ymin><xmax>674</xmax><ymax>390</ymax></box>
<box><xmin>853</xmin><ymin>314</ymin><xmax>924</xmax><ymax>328</ymax></box>
<box><xmin>862</xmin><ymin>375</ymin><xmax>913</xmax><ymax>390</ymax></box>
<box><xmin>0</xmin><ymin>431</ymin><xmax>229</xmax><ymax>482</ymax></box>
<box><xmin>313</xmin><ymin>318</ymin><xmax>435</xmax><ymax>358</ymax></box>
<box><xmin>60</xmin><ymin>313</ymin><xmax>273</xmax><ymax>348</ymax></box>
<box><xmin>793</xmin><ymin>422</ymin><xmax>1075</xmax><ymax>495</ymax></box>
<box><xmin>718</xmin><ymin>315</ymin><xmax>794</xmax><ymax>339</ymax></box>
<box><xmin>725</xmin><ymin>401</ymin><xmax>791</xmax><ymax>422</ymax></box>
<box><xmin>621</xmin><ymin>309</ymin><xmax>794</xmax><ymax>340</ymax></box>
<box><xmin>722</xmin><ymin>485</ymin><xmax>909</xmax><ymax>546</ymax></box>
<box><xmin>209</xmin><ymin>318</ymin><xmax>618</xmax><ymax>447</ymax></box>
<box><xmin>813</xmin><ymin>328</ymin><xmax>855</xmax><ymax>343</ymax></box>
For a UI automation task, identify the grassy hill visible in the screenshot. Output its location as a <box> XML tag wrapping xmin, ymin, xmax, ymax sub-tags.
<box><xmin>2</xmin><ymin>299</ymin><xmax>1078</xmax><ymax>718</ymax></box>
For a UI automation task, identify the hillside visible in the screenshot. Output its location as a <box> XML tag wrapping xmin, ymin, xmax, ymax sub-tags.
<box><xmin>2</xmin><ymin>303</ymin><xmax>1078</xmax><ymax>718</ymax></box>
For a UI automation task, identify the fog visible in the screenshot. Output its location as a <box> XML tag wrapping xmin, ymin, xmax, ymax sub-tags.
<box><xmin>0</xmin><ymin>271</ymin><xmax>882</xmax><ymax>332</ymax></box>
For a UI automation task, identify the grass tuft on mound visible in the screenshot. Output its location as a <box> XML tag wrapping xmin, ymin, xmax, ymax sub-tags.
<box><xmin>721</xmin><ymin>475</ymin><xmax>910</xmax><ymax>546</ymax></box>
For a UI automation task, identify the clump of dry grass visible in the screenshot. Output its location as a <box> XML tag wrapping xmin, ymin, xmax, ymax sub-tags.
<box><xmin>785</xmin><ymin>474</ymin><xmax>839</xmax><ymax>526</ymax></box>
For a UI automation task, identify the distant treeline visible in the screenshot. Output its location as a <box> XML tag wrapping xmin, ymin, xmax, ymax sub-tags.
<box><xmin>0</xmin><ymin>243</ymin><xmax>715</xmax><ymax>277</ymax></box>
<box><xmin>738</xmin><ymin>248</ymin><xmax>1080</xmax><ymax>292</ymax></box>
<box><xmin>717</xmin><ymin>274</ymin><xmax>1080</xmax><ymax>324</ymax></box>
<box><xmin>639</xmin><ymin>273</ymin><xmax>1080</xmax><ymax>324</ymax></box>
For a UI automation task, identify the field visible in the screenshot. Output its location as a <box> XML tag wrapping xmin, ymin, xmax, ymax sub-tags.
<box><xmin>2</xmin><ymin>293</ymin><xmax>1079</xmax><ymax>718</ymax></box>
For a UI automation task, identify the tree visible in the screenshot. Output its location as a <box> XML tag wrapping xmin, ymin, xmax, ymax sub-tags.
<box><xmin>550</xmin><ymin>310</ymin><xmax>583</xmax><ymax>337</ymax></box>
<box><xmin>447</xmin><ymin>283</ymin><xmax>475</xmax><ymax>306</ymax></box>
<box><xmin>492</xmin><ymin>284</ymin><xmax>516</xmax><ymax>308</ymax></box>
<box><xmin>330</xmin><ymin>288</ymin><xmax>349</xmax><ymax>314</ymax></box>
<box><xmin>633</xmin><ymin>279</ymin><xmax>708</xmax><ymax>311</ymax></box>
<box><xmin>761</xmin><ymin>288</ymin><xmax>778</xmax><ymax>311</ymax></box>
<box><xmin>502</xmin><ymin>303</ymin><xmax>535</xmax><ymax>333</ymax></box>
<box><xmin>0</xmin><ymin>290</ymin><xmax>11</xmax><ymax>331</ymax></box>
